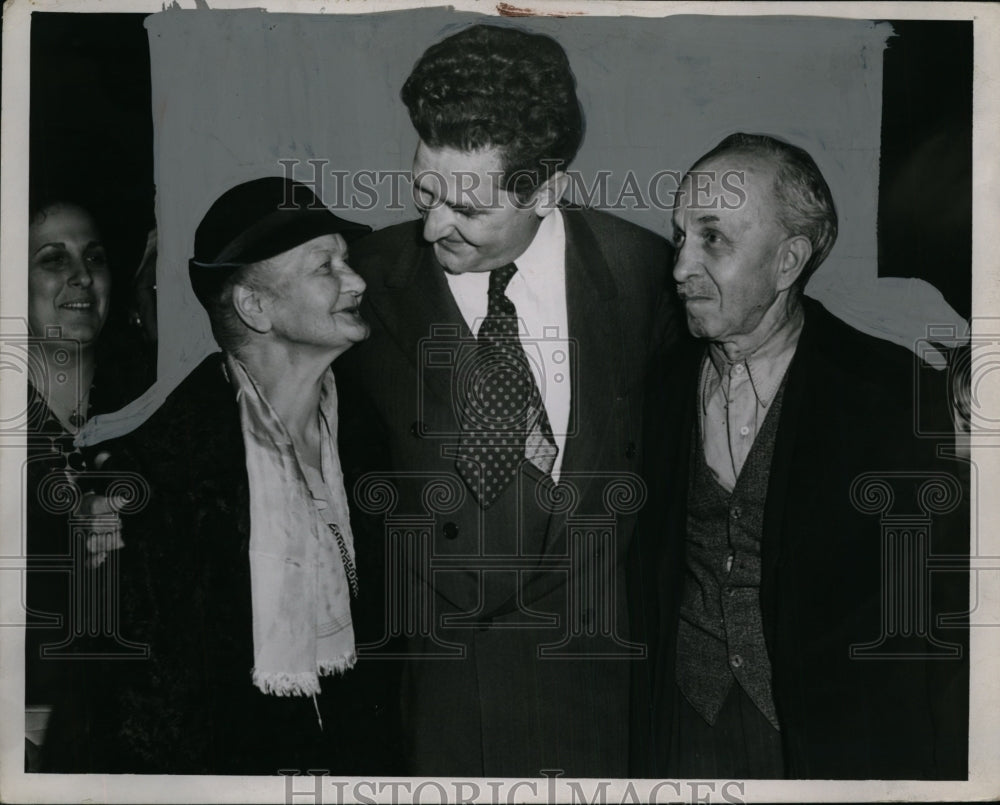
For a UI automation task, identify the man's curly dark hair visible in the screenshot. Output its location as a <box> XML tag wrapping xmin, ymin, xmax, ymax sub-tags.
<box><xmin>401</xmin><ymin>24</ymin><xmax>585</xmax><ymax>200</ymax></box>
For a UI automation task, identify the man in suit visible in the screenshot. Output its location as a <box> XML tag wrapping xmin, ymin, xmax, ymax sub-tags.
<box><xmin>639</xmin><ymin>133</ymin><xmax>968</xmax><ymax>778</ymax></box>
<box><xmin>336</xmin><ymin>24</ymin><xmax>675</xmax><ymax>777</ymax></box>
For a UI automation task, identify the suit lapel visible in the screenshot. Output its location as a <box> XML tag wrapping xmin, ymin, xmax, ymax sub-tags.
<box><xmin>651</xmin><ymin>344</ymin><xmax>701</xmax><ymax>718</ymax></box>
<box><xmin>540</xmin><ymin>209</ymin><xmax>625</xmax><ymax>549</ymax></box>
<box><xmin>365</xmin><ymin>236</ymin><xmax>471</xmax><ymax>408</ymax></box>
<box><xmin>365</xmin><ymin>212</ymin><xmax>626</xmax><ymax>494</ymax></box>
<box><xmin>365</xmin><ymin>214</ymin><xmax>628</xmax><ymax>552</ymax></box>
<box><xmin>759</xmin><ymin>305</ymin><xmax>815</xmax><ymax>650</ymax></box>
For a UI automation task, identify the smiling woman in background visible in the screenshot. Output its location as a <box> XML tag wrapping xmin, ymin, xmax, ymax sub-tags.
<box><xmin>24</xmin><ymin>198</ymin><xmax>151</xmax><ymax>769</ymax></box>
<box><xmin>27</xmin><ymin>200</ymin><xmax>111</xmax><ymax>433</ymax></box>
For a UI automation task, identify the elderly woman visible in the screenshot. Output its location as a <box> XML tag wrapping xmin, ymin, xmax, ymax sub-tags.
<box><xmin>42</xmin><ymin>178</ymin><xmax>400</xmax><ymax>774</ymax></box>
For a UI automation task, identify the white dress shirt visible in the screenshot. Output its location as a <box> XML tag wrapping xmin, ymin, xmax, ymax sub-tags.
<box><xmin>444</xmin><ymin>209</ymin><xmax>571</xmax><ymax>481</ymax></box>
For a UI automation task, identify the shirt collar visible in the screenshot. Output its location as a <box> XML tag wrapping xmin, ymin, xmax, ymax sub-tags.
<box><xmin>512</xmin><ymin>207</ymin><xmax>564</xmax><ymax>284</ymax></box>
<box><xmin>702</xmin><ymin>304</ymin><xmax>805</xmax><ymax>413</ymax></box>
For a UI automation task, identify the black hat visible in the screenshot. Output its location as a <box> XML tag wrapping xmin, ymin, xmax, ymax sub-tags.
<box><xmin>190</xmin><ymin>177</ymin><xmax>370</xmax><ymax>270</ymax></box>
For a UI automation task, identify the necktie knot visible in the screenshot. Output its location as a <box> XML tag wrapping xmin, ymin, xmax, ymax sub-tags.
<box><xmin>489</xmin><ymin>263</ymin><xmax>518</xmax><ymax>299</ymax></box>
<box><xmin>481</xmin><ymin>263</ymin><xmax>519</xmax><ymax>340</ymax></box>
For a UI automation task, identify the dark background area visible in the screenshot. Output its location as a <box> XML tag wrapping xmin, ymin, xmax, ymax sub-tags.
<box><xmin>28</xmin><ymin>14</ymin><xmax>973</xmax><ymax>326</ymax></box>
<box><xmin>30</xmin><ymin>13</ymin><xmax>154</xmax><ymax>333</ymax></box>
<box><xmin>877</xmin><ymin>20</ymin><xmax>972</xmax><ymax>320</ymax></box>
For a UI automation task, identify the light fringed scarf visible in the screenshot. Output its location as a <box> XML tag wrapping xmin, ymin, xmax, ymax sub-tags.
<box><xmin>226</xmin><ymin>355</ymin><xmax>357</xmax><ymax>697</ymax></box>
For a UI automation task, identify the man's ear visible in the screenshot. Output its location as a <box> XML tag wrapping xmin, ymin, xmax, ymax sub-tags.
<box><xmin>231</xmin><ymin>282</ymin><xmax>271</xmax><ymax>334</ymax></box>
<box><xmin>533</xmin><ymin>170</ymin><xmax>570</xmax><ymax>219</ymax></box>
<box><xmin>775</xmin><ymin>234</ymin><xmax>813</xmax><ymax>292</ymax></box>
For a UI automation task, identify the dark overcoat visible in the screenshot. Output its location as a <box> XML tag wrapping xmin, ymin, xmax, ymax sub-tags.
<box><xmin>632</xmin><ymin>297</ymin><xmax>969</xmax><ymax>779</ymax></box>
<box><xmin>43</xmin><ymin>354</ymin><xmax>403</xmax><ymax>775</ymax></box>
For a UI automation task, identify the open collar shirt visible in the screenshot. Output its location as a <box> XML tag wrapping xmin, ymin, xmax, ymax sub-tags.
<box><xmin>699</xmin><ymin>305</ymin><xmax>805</xmax><ymax>492</ymax></box>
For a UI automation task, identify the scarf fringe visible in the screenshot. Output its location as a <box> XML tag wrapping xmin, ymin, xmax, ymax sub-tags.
<box><xmin>317</xmin><ymin>652</ymin><xmax>357</xmax><ymax>676</ymax></box>
<box><xmin>252</xmin><ymin>652</ymin><xmax>357</xmax><ymax>696</ymax></box>
<box><xmin>252</xmin><ymin>669</ymin><xmax>322</xmax><ymax>697</ymax></box>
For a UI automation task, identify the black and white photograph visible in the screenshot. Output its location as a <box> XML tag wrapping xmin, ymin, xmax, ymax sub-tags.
<box><xmin>1</xmin><ymin>0</ymin><xmax>996</xmax><ymax>802</ymax></box>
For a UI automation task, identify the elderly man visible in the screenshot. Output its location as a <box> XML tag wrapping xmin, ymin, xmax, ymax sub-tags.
<box><xmin>636</xmin><ymin>133</ymin><xmax>968</xmax><ymax>779</ymax></box>
<box><xmin>42</xmin><ymin>177</ymin><xmax>401</xmax><ymax>774</ymax></box>
<box><xmin>335</xmin><ymin>24</ymin><xmax>675</xmax><ymax>776</ymax></box>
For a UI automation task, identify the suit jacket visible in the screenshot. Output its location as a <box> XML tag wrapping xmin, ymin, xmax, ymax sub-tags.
<box><xmin>635</xmin><ymin>296</ymin><xmax>969</xmax><ymax>779</ymax></box>
<box><xmin>43</xmin><ymin>354</ymin><xmax>403</xmax><ymax>775</ymax></box>
<box><xmin>335</xmin><ymin>208</ymin><xmax>676</xmax><ymax>776</ymax></box>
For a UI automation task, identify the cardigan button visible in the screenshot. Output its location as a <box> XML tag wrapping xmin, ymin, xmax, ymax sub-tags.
<box><xmin>443</xmin><ymin>521</ymin><xmax>459</xmax><ymax>540</ymax></box>
<box><xmin>410</xmin><ymin>421</ymin><xmax>424</xmax><ymax>438</ymax></box>
<box><xmin>624</xmin><ymin>441</ymin><xmax>637</xmax><ymax>459</ymax></box>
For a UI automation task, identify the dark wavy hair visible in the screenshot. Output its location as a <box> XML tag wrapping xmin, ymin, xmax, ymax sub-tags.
<box><xmin>29</xmin><ymin>195</ymin><xmax>105</xmax><ymax>236</ymax></box>
<box><xmin>401</xmin><ymin>24</ymin><xmax>585</xmax><ymax>200</ymax></box>
<box><xmin>693</xmin><ymin>132</ymin><xmax>839</xmax><ymax>288</ymax></box>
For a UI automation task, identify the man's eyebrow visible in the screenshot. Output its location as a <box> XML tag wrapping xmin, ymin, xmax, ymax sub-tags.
<box><xmin>414</xmin><ymin>179</ymin><xmax>439</xmax><ymax>199</ymax></box>
<box><xmin>414</xmin><ymin>180</ymin><xmax>472</xmax><ymax>212</ymax></box>
<box><xmin>695</xmin><ymin>214</ymin><xmax>721</xmax><ymax>225</ymax></box>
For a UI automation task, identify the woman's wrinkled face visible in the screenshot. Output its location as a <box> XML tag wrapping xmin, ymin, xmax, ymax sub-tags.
<box><xmin>258</xmin><ymin>233</ymin><xmax>369</xmax><ymax>355</ymax></box>
<box><xmin>28</xmin><ymin>204</ymin><xmax>111</xmax><ymax>347</ymax></box>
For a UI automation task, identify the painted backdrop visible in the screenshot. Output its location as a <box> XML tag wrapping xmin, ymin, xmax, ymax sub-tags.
<box><xmin>82</xmin><ymin>7</ymin><xmax>967</xmax><ymax>441</ymax></box>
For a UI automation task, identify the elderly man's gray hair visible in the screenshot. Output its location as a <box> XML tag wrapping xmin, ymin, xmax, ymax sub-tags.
<box><xmin>693</xmin><ymin>132</ymin><xmax>838</xmax><ymax>287</ymax></box>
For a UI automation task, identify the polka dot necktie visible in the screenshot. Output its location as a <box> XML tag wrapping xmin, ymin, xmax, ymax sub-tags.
<box><xmin>454</xmin><ymin>263</ymin><xmax>558</xmax><ymax>508</ymax></box>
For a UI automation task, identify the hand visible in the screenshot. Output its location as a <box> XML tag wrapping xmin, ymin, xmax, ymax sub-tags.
<box><xmin>74</xmin><ymin>490</ymin><xmax>125</xmax><ymax>569</ymax></box>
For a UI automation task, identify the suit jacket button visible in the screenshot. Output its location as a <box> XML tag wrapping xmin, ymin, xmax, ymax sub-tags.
<box><xmin>410</xmin><ymin>421</ymin><xmax>423</xmax><ymax>438</ymax></box>
<box><xmin>625</xmin><ymin>441</ymin><xmax>637</xmax><ymax>459</ymax></box>
<box><xmin>443</xmin><ymin>521</ymin><xmax>459</xmax><ymax>540</ymax></box>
